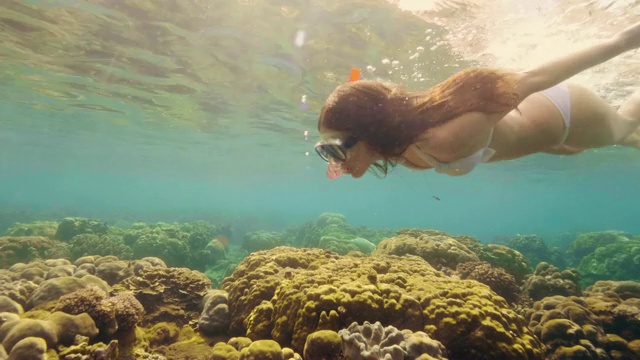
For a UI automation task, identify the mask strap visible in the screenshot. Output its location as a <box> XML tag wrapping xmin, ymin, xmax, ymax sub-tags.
<box><xmin>349</xmin><ymin>68</ymin><xmax>360</xmax><ymax>82</ymax></box>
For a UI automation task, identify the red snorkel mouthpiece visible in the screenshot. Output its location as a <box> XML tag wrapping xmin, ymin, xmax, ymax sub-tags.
<box><xmin>326</xmin><ymin>160</ymin><xmax>345</xmax><ymax>180</ymax></box>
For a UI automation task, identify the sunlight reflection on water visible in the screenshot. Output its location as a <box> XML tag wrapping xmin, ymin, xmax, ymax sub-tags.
<box><xmin>394</xmin><ymin>0</ymin><xmax>639</xmax><ymax>102</ymax></box>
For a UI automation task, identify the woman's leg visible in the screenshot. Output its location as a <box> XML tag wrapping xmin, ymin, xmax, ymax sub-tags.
<box><xmin>563</xmin><ymin>85</ymin><xmax>640</xmax><ymax>149</ymax></box>
<box><xmin>619</xmin><ymin>91</ymin><xmax>640</xmax><ymax>148</ymax></box>
<box><xmin>621</xmin><ymin>129</ymin><xmax>640</xmax><ymax>148</ymax></box>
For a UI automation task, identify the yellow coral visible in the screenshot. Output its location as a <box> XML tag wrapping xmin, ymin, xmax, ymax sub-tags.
<box><xmin>222</xmin><ymin>247</ymin><xmax>543</xmax><ymax>359</ymax></box>
<box><xmin>239</xmin><ymin>339</ymin><xmax>283</xmax><ymax>360</ymax></box>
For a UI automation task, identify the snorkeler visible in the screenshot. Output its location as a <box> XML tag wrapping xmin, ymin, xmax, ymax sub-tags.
<box><xmin>315</xmin><ymin>21</ymin><xmax>640</xmax><ymax>179</ymax></box>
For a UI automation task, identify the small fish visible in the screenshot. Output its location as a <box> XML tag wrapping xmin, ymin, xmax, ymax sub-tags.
<box><xmin>214</xmin><ymin>235</ymin><xmax>229</xmax><ymax>248</ymax></box>
<box><xmin>432</xmin><ymin>195</ymin><xmax>440</xmax><ymax>201</ymax></box>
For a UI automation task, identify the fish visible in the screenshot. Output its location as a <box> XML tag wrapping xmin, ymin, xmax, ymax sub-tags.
<box><xmin>214</xmin><ymin>234</ymin><xmax>229</xmax><ymax>248</ymax></box>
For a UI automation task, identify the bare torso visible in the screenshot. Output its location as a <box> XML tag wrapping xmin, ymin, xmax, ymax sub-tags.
<box><xmin>401</xmin><ymin>86</ymin><xmax>589</xmax><ymax>169</ymax></box>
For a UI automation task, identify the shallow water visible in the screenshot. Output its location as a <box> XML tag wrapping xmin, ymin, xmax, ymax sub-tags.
<box><xmin>1</xmin><ymin>0</ymin><xmax>639</xmax><ymax>242</ymax></box>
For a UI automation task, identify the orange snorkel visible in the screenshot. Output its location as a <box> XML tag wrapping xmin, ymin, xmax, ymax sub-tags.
<box><xmin>348</xmin><ymin>67</ymin><xmax>361</xmax><ymax>82</ymax></box>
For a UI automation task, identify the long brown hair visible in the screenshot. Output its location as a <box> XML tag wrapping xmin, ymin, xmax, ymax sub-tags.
<box><xmin>317</xmin><ymin>67</ymin><xmax>521</xmax><ymax>160</ymax></box>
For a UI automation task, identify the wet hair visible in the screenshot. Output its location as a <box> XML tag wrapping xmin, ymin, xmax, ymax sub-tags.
<box><xmin>317</xmin><ymin>68</ymin><xmax>521</xmax><ymax>173</ymax></box>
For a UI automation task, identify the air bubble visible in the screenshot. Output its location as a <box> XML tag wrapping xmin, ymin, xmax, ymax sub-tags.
<box><xmin>294</xmin><ymin>30</ymin><xmax>306</xmax><ymax>47</ymax></box>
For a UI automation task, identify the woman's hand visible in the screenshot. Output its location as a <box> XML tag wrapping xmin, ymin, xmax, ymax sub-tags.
<box><xmin>613</xmin><ymin>22</ymin><xmax>640</xmax><ymax>52</ymax></box>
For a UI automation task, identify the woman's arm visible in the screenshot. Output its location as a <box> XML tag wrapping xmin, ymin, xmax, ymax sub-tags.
<box><xmin>514</xmin><ymin>22</ymin><xmax>640</xmax><ymax>99</ymax></box>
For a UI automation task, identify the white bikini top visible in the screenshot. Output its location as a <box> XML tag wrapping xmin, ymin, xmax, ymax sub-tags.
<box><xmin>410</xmin><ymin>145</ymin><xmax>495</xmax><ymax>176</ymax></box>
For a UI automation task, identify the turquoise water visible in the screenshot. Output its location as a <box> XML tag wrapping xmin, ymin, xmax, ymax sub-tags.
<box><xmin>1</xmin><ymin>0</ymin><xmax>639</xmax><ymax>243</ymax></box>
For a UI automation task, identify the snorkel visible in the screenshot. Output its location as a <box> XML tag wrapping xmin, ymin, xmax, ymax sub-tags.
<box><xmin>326</xmin><ymin>160</ymin><xmax>344</xmax><ymax>180</ymax></box>
<box><xmin>325</xmin><ymin>68</ymin><xmax>360</xmax><ymax>180</ymax></box>
<box><xmin>348</xmin><ymin>67</ymin><xmax>361</xmax><ymax>82</ymax></box>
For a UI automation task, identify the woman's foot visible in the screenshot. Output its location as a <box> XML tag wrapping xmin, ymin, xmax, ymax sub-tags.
<box><xmin>621</xmin><ymin>128</ymin><xmax>640</xmax><ymax>149</ymax></box>
<box><xmin>618</xmin><ymin>90</ymin><xmax>640</xmax><ymax>148</ymax></box>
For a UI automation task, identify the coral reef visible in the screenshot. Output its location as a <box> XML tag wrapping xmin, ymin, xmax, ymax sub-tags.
<box><xmin>58</xmin><ymin>338</ymin><xmax>119</xmax><ymax>359</ymax></box>
<box><xmin>198</xmin><ymin>289</ymin><xmax>231</xmax><ymax>336</ymax></box>
<box><xmin>108</xmin><ymin>292</ymin><xmax>145</xmax><ymax>332</ymax></box>
<box><xmin>586</xmin><ymin>280</ymin><xmax>640</xmax><ymax>300</ymax></box>
<box><xmin>122</xmin><ymin>221</ymin><xmax>230</xmax><ymax>270</ymax></box>
<box><xmin>337</xmin><ymin>321</ymin><xmax>448</xmax><ymax>360</ymax></box>
<box><xmin>521</xmin><ymin>262</ymin><xmax>582</xmax><ymax>301</ymax></box>
<box><xmin>55</xmin><ymin>285</ymin><xmax>116</xmax><ymax>335</ymax></box>
<box><xmin>55</xmin><ymin>218</ymin><xmax>109</xmax><ymax>242</ymax></box>
<box><xmin>54</xmin><ymin>286</ymin><xmax>144</xmax><ymax>337</ymax></box>
<box><xmin>0</xmin><ymin>236</ymin><xmax>69</xmax><ymax>269</ymax></box>
<box><xmin>131</xmin><ymin>231</ymin><xmax>191</xmax><ymax>268</ymax></box>
<box><xmin>2</xmin><ymin>217</ymin><xmax>640</xmax><ymax>360</ymax></box>
<box><xmin>577</xmin><ymin>238</ymin><xmax>640</xmax><ymax>286</ymax></box>
<box><xmin>6</xmin><ymin>336</ymin><xmax>47</xmax><ymax>359</ymax></box>
<box><xmin>583</xmin><ymin>281</ymin><xmax>640</xmax><ymax>342</ymax></box>
<box><xmin>566</xmin><ymin>230</ymin><xmax>632</xmax><ymax>262</ymax></box>
<box><xmin>113</xmin><ymin>265</ymin><xmax>211</xmax><ymax>326</ymax></box>
<box><xmin>284</xmin><ymin>213</ymin><xmax>394</xmax><ymax>249</ymax></box>
<box><xmin>0</xmin><ymin>274</ymin><xmax>38</xmax><ymax>308</ymax></box>
<box><xmin>242</xmin><ymin>231</ymin><xmax>287</xmax><ymax>253</ymax></box>
<box><xmin>456</xmin><ymin>261</ymin><xmax>521</xmax><ymax>304</ymax></box>
<box><xmin>69</xmin><ymin>233</ymin><xmax>133</xmax><ymax>260</ymax></box>
<box><xmin>303</xmin><ymin>330</ymin><xmax>342</xmax><ymax>360</ymax></box>
<box><xmin>4</xmin><ymin>221</ymin><xmax>59</xmax><ymax>238</ymax></box>
<box><xmin>0</xmin><ymin>311</ymin><xmax>98</xmax><ymax>353</ymax></box>
<box><xmin>318</xmin><ymin>236</ymin><xmax>376</xmax><ymax>255</ymax></box>
<box><xmin>506</xmin><ymin>233</ymin><xmax>565</xmax><ymax>268</ymax></box>
<box><xmin>222</xmin><ymin>246</ymin><xmax>543</xmax><ymax>360</ymax></box>
<box><xmin>525</xmin><ymin>295</ymin><xmax>640</xmax><ymax>359</ymax></box>
<box><xmin>373</xmin><ymin>230</ymin><xmax>479</xmax><ymax>270</ymax></box>
<box><xmin>476</xmin><ymin>244</ymin><xmax>532</xmax><ymax>283</ymax></box>
<box><xmin>26</xmin><ymin>274</ymin><xmax>110</xmax><ymax>309</ymax></box>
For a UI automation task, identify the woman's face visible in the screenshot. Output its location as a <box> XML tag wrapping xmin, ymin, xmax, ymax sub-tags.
<box><xmin>346</xmin><ymin>141</ymin><xmax>383</xmax><ymax>178</ymax></box>
<box><xmin>316</xmin><ymin>130</ymin><xmax>380</xmax><ymax>178</ymax></box>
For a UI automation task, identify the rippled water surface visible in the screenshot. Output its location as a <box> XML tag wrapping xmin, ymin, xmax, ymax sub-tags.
<box><xmin>1</xmin><ymin>0</ymin><xmax>639</xmax><ymax>239</ymax></box>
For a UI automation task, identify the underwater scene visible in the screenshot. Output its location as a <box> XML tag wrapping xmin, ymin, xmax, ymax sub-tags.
<box><xmin>1</xmin><ymin>0</ymin><xmax>640</xmax><ymax>359</ymax></box>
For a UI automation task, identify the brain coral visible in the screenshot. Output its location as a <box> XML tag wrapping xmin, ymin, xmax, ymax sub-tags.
<box><xmin>0</xmin><ymin>236</ymin><xmax>67</xmax><ymax>269</ymax></box>
<box><xmin>456</xmin><ymin>261</ymin><xmax>521</xmax><ymax>304</ymax></box>
<box><xmin>583</xmin><ymin>281</ymin><xmax>640</xmax><ymax>342</ymax></box>
<box><xmin>112</xmin><ymin>266</ymin><xmax>211</xmax><ymax>326</ymax></box>
<box><xmin>521</xmin><ymin>262</ymin><xmax>581</xmax><ymax>301</ymax></box>
<box><xmin>221</xmin><ymin>247</ymin><xmax>542</xmax><ymax>360</ymax></box>
<box><xmin>373</xmin><ymin>231</ymin><xmax>479</xmax><ymax>270</ymax></box>
<box><xmin>477</xmin><ymin>244</ymin><xmax>532</xmax><ymax>283</ymax></box>
<box><xmin>524</xmin><ymin>294</ymin><xmax>640</xmax><ymax>359</ymax></box>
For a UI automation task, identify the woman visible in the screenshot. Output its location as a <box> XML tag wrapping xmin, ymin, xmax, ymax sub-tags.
<box><xmin>315</xmin><ymin>22</ymin><xmax>640</xmax><ymax>179</ymax></box>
